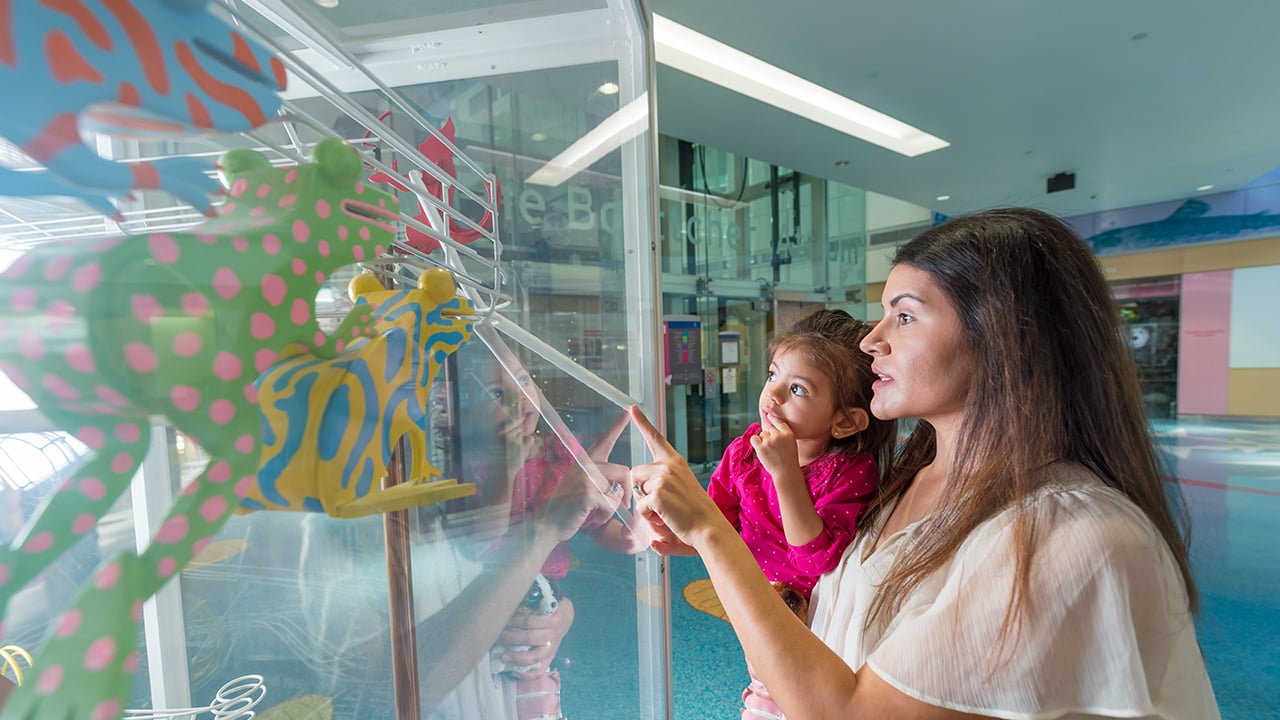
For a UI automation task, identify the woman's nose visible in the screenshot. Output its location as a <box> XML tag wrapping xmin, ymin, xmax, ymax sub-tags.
<box><xmin>860</xmin><ymin>326</ymin><xmax>887</xmax><ymax>355</ymax></box>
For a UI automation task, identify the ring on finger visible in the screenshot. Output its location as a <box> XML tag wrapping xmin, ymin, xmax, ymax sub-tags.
<box><xmin>635</xmin><ymin>480</ymin><xmax>648</xmax><ymax>497</ymax></box>
<box><xmin>607</xmin><ymin>481</ymin><xmax>622</xmax><ymax>494</ymax></box>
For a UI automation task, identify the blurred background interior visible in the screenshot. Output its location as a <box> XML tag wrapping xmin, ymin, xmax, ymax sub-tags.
<box><xmin>1</xmin><ymin>1</ymin><xmax>1277</xmax><ymax>718</ymax></box>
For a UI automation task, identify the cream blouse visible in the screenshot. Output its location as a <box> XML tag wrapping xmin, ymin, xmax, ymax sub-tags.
<box><xmin>807</xmin><ymin>465</ymin><xmax>1220</xmax><ymax>719</ymax></box>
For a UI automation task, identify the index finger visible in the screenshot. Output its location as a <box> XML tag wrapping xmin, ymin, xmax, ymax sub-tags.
<box><xmin>628</xmin><ymin>405</ymin><xmax>677</xmax><ymax>459</ymax></box>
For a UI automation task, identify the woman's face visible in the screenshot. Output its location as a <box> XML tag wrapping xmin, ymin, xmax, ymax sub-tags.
<box><xmin>456</xmin><ymin>357</ymin><xmax>541</xmax><ymax>518</ymax></box>
<box><xmin>860</xmin><ymin>264</ymin><xmax>974</xmax><ymax>434</ymax></box>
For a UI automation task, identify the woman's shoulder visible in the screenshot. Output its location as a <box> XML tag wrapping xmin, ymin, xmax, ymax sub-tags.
<box><xmin>1032</xmin><ymin>464</ymin><xmax>1160</xmax><ymax>539</ymax></box>
<box><xmin>961</xmin><ymin>463</ymin><xmax>1171</xmax><ymax>571</ymax></box>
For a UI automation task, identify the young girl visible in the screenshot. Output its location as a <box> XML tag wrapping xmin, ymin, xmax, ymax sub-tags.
<box><xmin>708</xmin><ymin>309</ymin><xmax>894</xmax><ymax>719</ymax></box>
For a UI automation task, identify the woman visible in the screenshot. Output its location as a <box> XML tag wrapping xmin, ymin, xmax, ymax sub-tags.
<box><xmin>629</xmin><ymin>208</ymin><xmax>1220</xmax><ymax>719</ymax></box>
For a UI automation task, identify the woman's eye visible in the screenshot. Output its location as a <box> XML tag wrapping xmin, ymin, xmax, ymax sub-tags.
<box><xmin>897</xmin><ymin>312</ymin><xmax>915</xmax><ymax>325</ymax></box>
<box><xmin>790</xmin><ymin>384</ymin><xmax>807</xmax><ymax>397</ymax></box>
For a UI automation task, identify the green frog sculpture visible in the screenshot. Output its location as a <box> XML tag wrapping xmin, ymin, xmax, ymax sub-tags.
<box><xmin>0</xmin><ymin>138</ymin><xmax>395</xmax><ymax>720</ymax></box>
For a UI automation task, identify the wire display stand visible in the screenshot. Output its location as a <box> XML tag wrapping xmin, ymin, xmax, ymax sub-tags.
<box><xmin>124</xmin><ymin>675</ymin><xmax>266</xmax><ymax>720</ymax></box>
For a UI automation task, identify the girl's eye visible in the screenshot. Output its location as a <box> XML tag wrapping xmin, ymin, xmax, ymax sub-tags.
<box><xmin>790</xmin><ymin>384</ymin><xmax>808</xmax><ymax>397</ymax></box>
<box><xmin>488</xmin><ymin>388</ymin><xmax>505</xmax><ymax>401</ymax></box>
<box><xmin>767</xmin><ymin>370</ymin><xmax>777</xmax><ymax>382</ymax></box>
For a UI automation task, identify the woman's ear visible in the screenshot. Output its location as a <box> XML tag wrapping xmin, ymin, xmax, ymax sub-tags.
<box><xmin>833</xmin><ymin>407</ymin><xmax>869</xmax><ymax>439</ymax></box>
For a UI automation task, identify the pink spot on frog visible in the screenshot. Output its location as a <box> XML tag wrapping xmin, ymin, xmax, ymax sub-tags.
<box><xmin>148</xmin><ymin>234</ymin><xmax>180</xmax><ymax>264</ymax></box>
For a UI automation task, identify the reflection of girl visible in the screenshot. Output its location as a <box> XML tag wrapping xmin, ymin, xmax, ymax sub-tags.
<box><xmin>458</xmin><ymin>347</ymin><xmax>633</xmax><ymax>720</ymax></box>
<box><xmin>294</xmin><ymin>344</ymin><xmax>620</xmax><ymax>720</ymax></box>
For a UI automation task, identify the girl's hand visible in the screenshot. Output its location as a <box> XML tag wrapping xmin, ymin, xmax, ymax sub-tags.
<box><xmin>751</xmin><ymin>415</ymin><xmax>801</xmax><ymax>482</ymax></box>
<box><xmin>628</xmin><ymin>406</ymin><xmax>736</xmax><ymax>552</ymax></box>
<box><xmin>496</xmin><ymin>597</ymin><xmax>575</xmax><ymax>679</ymax></box>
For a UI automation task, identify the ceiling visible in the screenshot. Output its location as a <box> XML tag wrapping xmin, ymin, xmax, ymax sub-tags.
<box><xmin>645</xmin><ymin>0</ymin><xmax>1280</xmax><ymax>218</ymax></box>
<box><xmin>4</xmin><ymin>0</ymin><xmax>1276</xmax><ymax>246</ymax></box>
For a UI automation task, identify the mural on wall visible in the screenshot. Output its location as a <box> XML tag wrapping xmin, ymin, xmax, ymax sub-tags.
<box><xmin>1072</xmin><ymin>178</ymin><xmax>1280</xmax><ymax>255</ymax></box>
<box><xmin>1086</xmin><ymin>198</ymin><xmax>1280</xmax><ymax>254</ymax></box>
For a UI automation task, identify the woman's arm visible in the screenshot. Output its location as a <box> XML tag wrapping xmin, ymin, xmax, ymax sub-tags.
<box><xmin>629</xmin><ymin>406</ymin><xmax>988</xmax><ymax>720</ymax></box>
<box><xmin>416</xmin><ymin>518</ymin><xmax>569</xmax><ymax>707</ymax></box>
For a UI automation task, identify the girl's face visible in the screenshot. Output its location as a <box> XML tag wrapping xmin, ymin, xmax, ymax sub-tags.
<box><xmin>860</xmin><ymin>264</ymin><xmax>974</xmax><ymax>434</ymax></box>
<box><xmin>468</xmin><ymin>363</ymin><xmax>540</xmax><ymax>442</ymax></box>
<box><xmin>758</xmin><ymin>346</ymin><xmax>850</xmax><ymax>444</ymax></box>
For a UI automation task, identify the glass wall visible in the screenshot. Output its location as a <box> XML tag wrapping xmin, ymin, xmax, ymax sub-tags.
<box><xmin>656</xmin><ymin>137</ymin><xmax>869</xmax><ymax>467</ymax></box>
<box><xmin>0</xmin><ymin>2</ymin><xmax>663</xmax><ymax>719</ymax></box>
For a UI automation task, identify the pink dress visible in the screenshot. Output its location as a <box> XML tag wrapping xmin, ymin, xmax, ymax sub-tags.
<box><xmin>709</xmin><ymin>423</ymin><xmax>879</xmax><ymax>719</ymax></box>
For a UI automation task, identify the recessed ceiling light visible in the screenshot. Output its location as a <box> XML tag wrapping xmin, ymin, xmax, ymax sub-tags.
<box><xmin>530</xmin><ymin>132</ymin><xmax>547</xmax><ymax>142</ymax></box>
<box><xmin>527</xmin><ymin>94</ymin><xmax>649</xmax><ymax>186</ymax></box>
<box><xmin>597</xmin><ymin>82</ymin><xmax>620</xmax><ymax>95</ymax></box>
<box><xmin>834</xmin><ymin>160</ymin><xmax>850</xmax><ymax>167</ymax></box>
<box><xmin>313</xmin><ymin>0</ymin><xmax>339</xmax><ymax>7</ymax></box>
<box><xmin>652</xmin><ymin>15</ymin><xmax>948</xmax><ymax>158</ymax></box>
<box><xmin>1197</xmin><ymin>184</ymin><xmax>1214</xmax><ymax>192</ymax></box>
<box><xmin>936</xmin><ymin>195</ymin><xmax>951</xmax><ymax>201</ymax></box>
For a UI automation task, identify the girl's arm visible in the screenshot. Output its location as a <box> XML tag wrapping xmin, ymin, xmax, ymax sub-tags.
<box><xmin>629</xmin><ymin>407</ymin><xmax>987</xmax><ymax>720</ymax></box>
<box><xmin>751</xmin><ymin>417</ymin><xmax>823</xmax><ymax>545</ymax></box>
<box><xmin>786</xmin><ymin>454</ymin><xmax>878</xmax><ymax>576</ymax></box>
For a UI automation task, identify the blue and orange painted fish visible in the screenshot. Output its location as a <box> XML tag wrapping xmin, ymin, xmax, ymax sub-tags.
<box><xmin>0</xmin><ymin>0</ymin><xmax>287</xmax><ymax>216</ymax></box>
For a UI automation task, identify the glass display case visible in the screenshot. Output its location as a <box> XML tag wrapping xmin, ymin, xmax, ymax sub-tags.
<box><xmin>0</xmin><ymin>1</ymin><xmax>664</xmax><ymax>718</ymax></box>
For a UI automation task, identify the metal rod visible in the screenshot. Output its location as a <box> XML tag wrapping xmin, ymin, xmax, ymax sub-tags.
<box><xmin>382</xmin><ymin>438</ymin><xmax>421</xmax><ymax>720</ymax></box>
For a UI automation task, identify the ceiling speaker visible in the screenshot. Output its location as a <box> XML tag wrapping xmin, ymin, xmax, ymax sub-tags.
<box><xmin>1047</xmin><ymin>172</ymin><xmax>1076</xmax><ymax>193</ymax></box>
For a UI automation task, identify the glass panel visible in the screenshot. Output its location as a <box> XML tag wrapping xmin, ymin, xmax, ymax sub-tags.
<box><xmin>656</xmin><ymin>141</ymin><xmax>873</xmax><ymax>465</ymax></box>
<box><xmin>0</xmin><ymin>2</ymin><xmax>659</xmax><ymax>719</ymax></box>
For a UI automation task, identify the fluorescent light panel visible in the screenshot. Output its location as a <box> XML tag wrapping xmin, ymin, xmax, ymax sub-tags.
<box><xmin>526</xmin><ymin>93</ymin><xmax>649</xmax><ymax>187</ymax></box>
<box><xmin>652</xmin><ymin>15</ymin><xmax>948</xmax><ymax>158</ymax></box>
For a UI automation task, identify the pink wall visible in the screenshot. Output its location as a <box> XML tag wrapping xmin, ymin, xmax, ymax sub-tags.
<box><xmin>1178</xmin><ymin>271</ymin><xmax>1232</xmax><ymax>415</ymax></box>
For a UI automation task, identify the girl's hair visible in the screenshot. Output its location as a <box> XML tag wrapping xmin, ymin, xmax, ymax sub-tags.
<box><xmin>767</xmin><ymin>308</ymin><xmax>896</xmax><ymax>472</ymax></box>
<box><xmin>860</xmin><ymin>208</ymin><xmax>1196</xmax><ymax>645</ymax></box>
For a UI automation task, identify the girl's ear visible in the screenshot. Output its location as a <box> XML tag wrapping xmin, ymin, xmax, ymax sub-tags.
<box><xmin>833</xmin><ymin>407</ymin><xmax>869</xmax><ymax>439</ymax></box>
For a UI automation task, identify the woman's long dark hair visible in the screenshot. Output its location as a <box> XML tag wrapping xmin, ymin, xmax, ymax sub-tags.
<box><xmin>860</xmin><ymin>208</ymin><xmax>1196</xmax><ymax>646</ymax></box>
